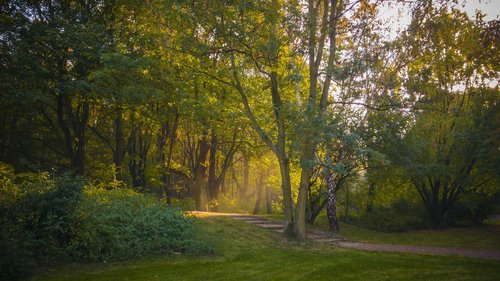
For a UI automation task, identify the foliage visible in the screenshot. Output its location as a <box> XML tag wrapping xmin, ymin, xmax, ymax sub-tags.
<box><xmin>0</xmin><ymin>166</ymin><xmax>83</xmax><ymax>281</ymax></box>
<box><xmin>170</xmin><ymin>198</ymin><xmax>196</xmax><ymax>211</ymax></box>
<box><xmin>27</xmin><ymin>217</ymin><xmax>500</xmax><ymax>281</ymax></box>
<box><xmin>68</xmin><ymin>187</ymin><xmax>212</xmax><ymax>262</ymax></box>
<box><xmin>357</xmin><ymin>200</ymin><xmax>425</xmax><ymax>232</ymax></box>
<box><xmin>448</xmin><ymin>192</ymin><xmax>498</xmax><ymax>227</ymax></box>
<box><xmin>0</xmin><ymin>0</ymin><xmax>498</xmax><ymax>248</ymax></box>
<box><xmin>0</xmin><ymin>166</ymin><xmax>210</xmax><ymax>280</ymax></box>
<box><xmin>379</xmin><ymin>6</ymin><xmax>500</xmax><ymax>228</ymax></box>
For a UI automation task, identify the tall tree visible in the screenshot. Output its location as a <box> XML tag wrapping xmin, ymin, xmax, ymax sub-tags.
<box><xmin>394</xmin><ymin>6</ymin><xmax>499</xmax><ymax>227</ymax></box>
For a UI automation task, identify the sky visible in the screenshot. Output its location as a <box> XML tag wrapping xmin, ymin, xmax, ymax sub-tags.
<box><xmin>378</xmin><ymin>0</ymin><xmax>500</xmax><ymax>38</ymax></box>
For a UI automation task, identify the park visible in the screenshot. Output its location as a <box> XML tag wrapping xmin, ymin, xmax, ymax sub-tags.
<box><xmin>1</xmin><ymin>0</ymin><xmax>499</xmax><ymax>280</ymax></box>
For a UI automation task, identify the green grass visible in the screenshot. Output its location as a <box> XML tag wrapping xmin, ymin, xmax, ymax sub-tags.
<box><xmin>309</xmin><ymin>215</ymin><xmax>500</xmax><ymax>250</ymax></box>
<box><xmin>27</xmin><ymin>216</ymin><xmax>500</xmax><ymax>281</ymax></box>
<box><xmin>261</xmin><ymin>213</ymin><xmax>500</xmax><ymax>250</ymax></box>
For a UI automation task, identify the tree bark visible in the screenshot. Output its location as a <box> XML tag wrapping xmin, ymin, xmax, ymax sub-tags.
<box><xmin>194</xmin><ymin>135</ymin><xmax>210</xmax><ymax>211</ymax></box>
<box><xmin>325</xmin><ymin>173</ymin><xmax>339</xmax><ymax>232</ymax></box>
<box><xmin>253</xmin><ymin>173</ymin><xmax>265</xmax><ymax>214</ymax></box>
<box><xmin>56</xmin><ymin>92</ymin><xmax>89</xmax><ymax>175</ymax></box>
<box><xmin>294</xmin><ymin>0</ymin><xmax>341</xmax><ymax>240</ymax></box>
<box><xmin>128</xmin><ymin>124</ymin><xmax>149</xmax><ymax>190</ymax></box>
<box><xmin>242</xmin><ymin>155</ymin><xmax>250</xmax><ymax>199</ymax></box>
<box><xmin>265</xmin><ymin>184</ymin><xmax>273</xmax><ymax>214</ymax></box>
<box><xmin>114</xmin><ymin>106</ymin><xmax>124</xmax><ymax>181</ymax></box>
<box><xmin>294</xmin><ymin>143</ymin><xmax>315</xmax><ymax>240</ymax></box>
<box><xmin>208</xmin><ymin>132</ymin><xmax>218</xmax><ymax>210</ymax></box>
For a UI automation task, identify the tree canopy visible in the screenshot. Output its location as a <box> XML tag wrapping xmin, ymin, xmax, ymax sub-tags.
<box><xmin>1</xmin><ymin>0</ymin><xmax>499</xmax><ymax>240</ymax></box>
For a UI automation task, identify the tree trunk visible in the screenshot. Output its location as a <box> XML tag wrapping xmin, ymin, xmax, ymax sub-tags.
<box><xmin>242</xmin><ymin>155</ymin><xmax>250</xmax><ymax>199</ymax></box>
<box><xmin>325</xmin><ymin>173</ymin><xmax>339</xmax><ymax>232</ymax></box>
<box><xmin>194</xmin><ymin>136</ymin><xmax>210</xmax><ymax>211</ymax></box>
<box><xmin>307</xmin><ymin>189</ymin><xmax>327</xmax><ymax>225</ymax></box>
<box><xmin>128</xmin><ymin>125</ymin><xmax>149</xmax><ymax>190</ymax></box>
<box><xmin>367</xmin><ymin>181</ymin><xmax>376</xmax><ymax>213</ymax></box>
<box><xmin>253</xmin><ymin>172</ymin><xmax>267</xmax><ymax>215</ymax></box>
<box><xmin>278</xmin><ymin>154</ymin><xmax>294</xmax><ymax>235</ymax></box>
<box><xmin>269</xmin><ymin>70</ymin><xmax>294</xmax><ymax>235</ymax></box>
<box><xmin>208</xmin><ymin>133</ymin><xmax>218</xmax><ymax>211</ymax></box>
<box><xmin>294</xmin><ymin>143</ymin><xmax>315</xmax><ymax>240</ymax></box>
<box><xmin>292</xmin><ymin>0</ymin><xmax>340</xmax><ymax>240</ymax></box>
<box><xmin>74</xmin><ymin>101</ymin><xmax>89</xmax><ymax>175</ymax></box>
<box><xmin>56</xmin><ymin>93</ymin><xmax>88</xmax><ymax>175</ymax></box>
<box><xmin>114</xmin><ymin>106</ymin><xmax>124</xmax><ymax>181</ymax></box>
<box><xmin>265</xmin><ymin>184</ymin><xmax>273</xmax><ymax>214</ymax></box>
<box><xmin>164</xmin><ymin>113</ymin><xmax>179</xmax><ymax>205</ymax></box>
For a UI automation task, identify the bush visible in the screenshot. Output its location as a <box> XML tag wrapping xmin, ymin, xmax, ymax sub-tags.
<box><xmin>357</xmin><ymin>199</ymin><xmax>425</xmax><ymax>232</ymax></box>
<box><xmin>0</xmin><ymin>165</ymin><xmax>211</xmax><ymax>281</ymax></box>
<box><xmin>448</xmin><ymin>192</ymin><xmax>496</xmax><ymax>227</ymax></box>
<box><xmin>68</xmin><ymin>187</ymin><xmax>212</xmax><ymax>262</ymax></box>
<box><xmin>0</xmin><ymin>169</ymin><xmax>83</xmax><ymax>281</ymax></box>
<box><xmin>171</xmin><ymin>197</ymin><xmax>196</xmax><ymax>211</ymax></box>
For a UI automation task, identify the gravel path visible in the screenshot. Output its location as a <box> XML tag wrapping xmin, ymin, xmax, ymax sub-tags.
<box><xmin>189</xmin><ymin>211</ymin><xmax>500</xmax><ymax>260</ymax></box>
<box><xmin>335</xmin><ymin>241</ymin><xmax>500</xmax><ymax>259</ymax></box>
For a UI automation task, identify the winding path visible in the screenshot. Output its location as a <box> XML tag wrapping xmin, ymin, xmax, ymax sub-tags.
<box><xmin>190</xmin><ymin>211</ymin><xmax>500</xmax><ymax>260</ymax></box>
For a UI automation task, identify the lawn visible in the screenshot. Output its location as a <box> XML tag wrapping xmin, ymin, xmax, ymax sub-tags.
<box><xmin>27</xmin><ymin>216</ymin><xmax>500</xmax><ymax>281</ymax></box>
<box><xmin>310</xmin><ymin>215</ymin><xmax>500</xmax><ymax>250</ymax></box>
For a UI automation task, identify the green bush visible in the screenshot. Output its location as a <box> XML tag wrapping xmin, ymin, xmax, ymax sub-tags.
<box><xmin>357</xmin><ymin>199</ymin><xmax>425</xmax><ymax>232</ymax></box>
<box><xmin>68</xmin><ymin>187</ymin><xmax>212</xmax><ymax>262</ymax></box>
<box><xmin>448</xmin><ymin>192</ymin><xmax>496</xmax><ymax>227</ymax></box>
<box><xmin>171</xmin><ymin>197</ymin><xmax>196</xmax><ymax>211</ymax></box>
<box><xmin>0</xmin><ymin>165</ymin><xmax>211</xmax><ymax>281</ymax></box>
<box><xmin>0</xmin><ymin>169</ymin><xmax>83</xmax><ymax>281</ymax></box>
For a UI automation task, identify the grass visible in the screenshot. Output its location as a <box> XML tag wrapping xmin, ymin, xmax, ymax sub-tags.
<box><xmin>27</xmin><ymin>216</ymin><xmax>500</xmax><ymax>281</ymax></box>
<box><xmin>312</xmin><ymin>215</ymin><xmax>500</xmax><ymax>250</ymax></box>
<box><xmin>261</xmin><ymin>213</ymin><xmax>500</xmax><ymax>250</ymax></box>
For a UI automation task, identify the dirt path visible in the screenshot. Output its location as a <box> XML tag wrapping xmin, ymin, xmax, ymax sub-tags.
<box><xmin>189</xmin><ymin>211</ymin><xmax>500</xmax><ymax>260</ymax></box>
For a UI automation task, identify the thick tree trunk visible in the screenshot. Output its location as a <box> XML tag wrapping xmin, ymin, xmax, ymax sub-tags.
<box><xmin>194</xmin><ymin>136</ymin><xmax>210</xmax><ymax>211</ymax></box>
<box><xmin>325</xmin><ymin>173</ymin><xmax>339</xmax><ymax>232</ymax></box>
<box><xmin>269</xmin><ymin>70</ymin><xmax>294</xmax><ymax>234</ymax></box>
<box><xmin>278</xmin><ymin>154</ymin><xmax>294</xmax><ymax>234</ymax></box>
<box><xmin>294</xmin><ymin>143</ymin><xmax>315</xmax><ymax>240</ymax></box>
<box><xmin>208</xmin><ymin>133</ymin><xmax>218</xmax><ymax>211</ymax></box>
<box><xmin>291</xmin><ymin>0</ymin><xmax>340</xmax><ymax>240</ymax></box>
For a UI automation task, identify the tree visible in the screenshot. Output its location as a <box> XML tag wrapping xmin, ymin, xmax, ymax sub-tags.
<box><xmin>0</xmin><ymin>0</ymin><xmax>117</xmax><ymax>174</ymax></box>
<box><xmin>394</xmin><ymin>6</ymin><xmax>499</xmax><ymax>227</ymax></box>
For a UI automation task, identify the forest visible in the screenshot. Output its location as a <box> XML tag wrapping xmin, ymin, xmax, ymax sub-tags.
<box><xmin>1</xmin><ymin>0</ymin><xmax>499</xmax><ymax>280</ymax></box>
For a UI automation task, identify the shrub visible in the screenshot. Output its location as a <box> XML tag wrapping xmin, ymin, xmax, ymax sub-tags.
<box><xmin>67</xmin><ymin>187</ymin><xmax>212</xmax><ymax>262</ymax></box>
<box><xmin>0</xmin><ymin>166</ymin><xmax>211</xmax><ymax>281</ymax></box>
<box><xmin>357</xmin><ymin>199</ymin><xmax>425</xmax><ymax>232</ymax></box>
<box><xmin>171</xmin><ymin>197</ymin><xmax>196</xmax><ymax>211</ymax></box>
<box><xmin>0</xmin><ymin>168</ymin><xmax>83</xmax><ymax>281</ymax></box>
<box><xmin>448</xmin><ymin>192</ymin><xmax>496</xmax><ymax>227</ymax></box>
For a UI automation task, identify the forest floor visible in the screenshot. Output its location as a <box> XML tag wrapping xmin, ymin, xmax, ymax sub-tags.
<box><xmin>190</xmin><ymin>212</ymin><xmax>500</xmax><ymax>260</ymax></box>
<box><xmin>28</xmin><ymin>215</ymin><xmax>500</xmax><ymax>281</ymax></box>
